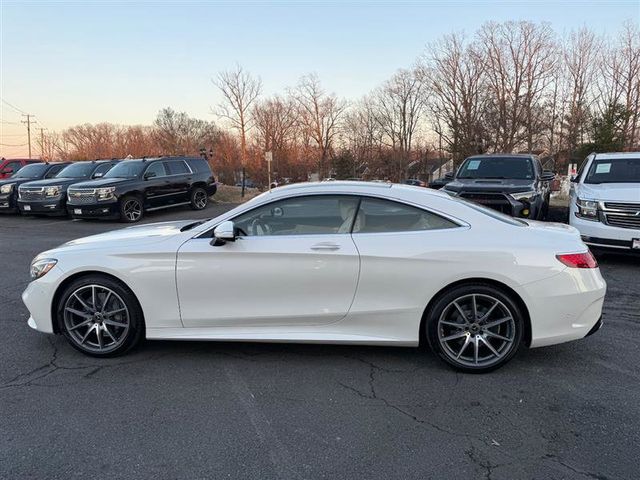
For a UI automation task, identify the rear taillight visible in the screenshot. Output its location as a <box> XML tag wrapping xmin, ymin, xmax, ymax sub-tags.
<box><xmin>556</xmin><ymin>251</ymin><xmax>598</xmax><ymax>268</ymax></box>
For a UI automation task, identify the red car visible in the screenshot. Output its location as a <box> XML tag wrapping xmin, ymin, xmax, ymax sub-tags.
<box><xmin>0</xmin><ymin>158</ymin><xmax>41</xmax><ymax>179</ymax></box>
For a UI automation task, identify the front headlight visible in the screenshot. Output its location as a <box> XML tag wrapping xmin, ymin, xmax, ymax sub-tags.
<box><xmin>45</xmin><ymin>186</ymin><xmax>62</xmax><ymax>197</ymax></box>
<box><xmin>0</xmin><ymin>183</ymin><xmax>15</xmax><ymax>194</ymax></box>
<box><xmin>510</xmin><ymin>190</ymin><xmax>537</xmax><ymax>201</ymax></box>
<box><xmin>96</xmin><ymin>186</ymin><xmax>116</xmax><ymax>201</ymax></box>
<box><xmin>576</xmin><ymin>198</ymin><xmax>599</xmax><ymax>221</ymax></box>
<box><xmin>30</xmin><ymin>258</ymin><xmax>57</xmax><ymax>280</ymax></box>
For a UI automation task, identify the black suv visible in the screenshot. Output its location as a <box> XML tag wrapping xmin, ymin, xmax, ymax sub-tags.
<box><xmin>0</xmin><ymin>162</ymin><xmax>71</xmax><ymax>213</ymax></box>
<box><xmin>18</xmin><ymin>160</ymin><xmax>118</xmax><ymax>216</ymax></box>
<box><xmin>67</xmin><ymin>156</ymin><xmax>217</xmax><ymax>222</ymax></box>
<box><xmin>442</xmin><ymin>154</ymin><xmax>554</xmax><ymax>220</ymax></box>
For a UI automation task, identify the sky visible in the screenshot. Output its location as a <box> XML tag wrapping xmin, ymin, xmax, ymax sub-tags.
<box><xmin>1</xmin><ymin>0</ymin><xmax>639</xmax><ymax>157</ymax></box>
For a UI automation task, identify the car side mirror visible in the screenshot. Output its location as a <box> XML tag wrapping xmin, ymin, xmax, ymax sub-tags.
<box><xmin>570</xmin><ymin>175</ymin><xmax>577</xmax><ymax>183</ymax></box>
<box><xmin>542</xmin><ymin>170</ymin><xmax>555</xmax><ymax>181</ymax></box>
<box><xmin>144</xmin><ymin>171</ymin><xmax>156</xmax><ymax>180</ymax></box>
<box><xmin>211</xmin><ymin>220</ymin><xmax>236</xmax><ymax>245</ymax></box>
<box><xmin>444</xmin><ymin>172</ymin><xmax>454</xmax><ymax>180</ymax></box>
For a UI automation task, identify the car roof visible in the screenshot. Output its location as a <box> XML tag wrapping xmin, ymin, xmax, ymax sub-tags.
<box><xmin>121</xmin><ymin>156</ymin><xmax>199</xmax><ymax>162</ymax></box>
<box><xmin>267</xmin><ymin>180</ymin><xmax>451</xmax><ymax>200</ymax></box>
<box><xmin>593</xmin><ymin>152</ymin><xmax>640</xmax><ymax>160</ymax></box>
<box><xmin>466</xmin><ymin>153</ymin><xmax>535</xmax><ymax>159</ymax></box>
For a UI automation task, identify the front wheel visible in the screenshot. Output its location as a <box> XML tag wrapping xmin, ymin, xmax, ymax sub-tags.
<box><xmin>119</xmin><ymin>195</ymin><xmax>144</xmax><ymax>223</ymax></box>
<box><xmin>56</xmin><ymin>275</ymin><xmax>144</xmax><ymax>357</ymax></box>
<box><xmin>189</xmin><ymin>187</ymin><xmax>209</xmax><ymax>210</ymax></box>
<box><xmin>425</xmin><ymin>284</ymin><xmax>524</xmax><ymax>373</ymax></box>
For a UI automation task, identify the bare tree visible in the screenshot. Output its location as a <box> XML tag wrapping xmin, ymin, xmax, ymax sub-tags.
<box><xmin>214</xmin><ymin>65</ymin><xmax>262</xmax><ymax>169</ymax></box>
<box><xmin>421</xmin><ymin>33</ymin><xmax>487</xmax><ymax>164</ymax></box>
<box><xmin>252</xmin><ymin>95</ymin><xmax>298</xmax><ymax>152</ymax></box>
<box><xmin>372</xmin><ymin>68</ymin><xmax>425</xmax><ymax>179</ymax></box>
<box><xmin>292</xmin><ymin>73</ymin><xmax>347</xmax><ymax>177</ymax></box>
<box><xmin>562</xmin><ymin>27</ymin><xmax>600</xmax><ymax>159</ymax></box>
<box><xmin>478</xmin><ymin>21</ymin><xmax>556</xmax><ymax>152</ymax></box>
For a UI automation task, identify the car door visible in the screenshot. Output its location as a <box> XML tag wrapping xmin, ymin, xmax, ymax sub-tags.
<box><xmin>176</xmin><ymin>195</ymin><xmax>361</xmax><ymax>328</ymax></box>
<box><xmin>142</xmin><ymin>161</ymin><xmax>172</xmax><ymax>208</ymax></box>
<box><xmin>163</xmin><ymin>160</ymin><xmax>191</xmax><ymax>203</ymax></box>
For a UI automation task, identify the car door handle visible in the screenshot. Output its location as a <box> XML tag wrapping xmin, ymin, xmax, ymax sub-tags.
<box><xmin>310</xmin><ymin>242</ymin><xmax>340</xmax><ymax>251</ymax></box>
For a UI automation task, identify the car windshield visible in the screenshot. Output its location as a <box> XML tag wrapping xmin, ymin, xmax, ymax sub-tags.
<box><xmin>12</xmin><ymin>163</ymin><xmax>48</xmax><ymax>178</ymax></box>
<box><xmin>584</xmin><ymin>157</ymin><xmax>640</xmax><ymax>184</ymax></box>
<box><xmin>457</xmin><ymin>157</ymin><xmax>534</xmax><ymax>180</ymax></box>
<box><xmin>104</xmin><ymin>161</ymin><xmax>146</xmax><ymax>178</ymax></box>
<box><xmin>55</xmin><ymin>162</ymin><xmax>97</xmax><ymax>179</ymax></box>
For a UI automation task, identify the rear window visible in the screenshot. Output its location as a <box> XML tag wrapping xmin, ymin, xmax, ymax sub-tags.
<box><xmin>584</xmin><ymin>157</ymin><xmax>640</xmax><ymax>184</ymax></box>
<box><xmin>187</xmin><ymin>157</ymin><xmax>212</xmax><ymax>174</ymax></box>
<box><xmin>165</xmin><ymin>160</ymin><xmax>190</xmax><ymax>175</ymax></box>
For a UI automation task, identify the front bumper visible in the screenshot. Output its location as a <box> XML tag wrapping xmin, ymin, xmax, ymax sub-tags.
<box><xmin>68</xmin><ymin>200</ymin><xmax>119</xmax><ymax>219</ymax></box>
<box><xmin>569</xmin><ymin>204</ymin><xmax>640</xmax><ymax>252</ymax></box>
<box><xmin>458</xmin><ymin>192</ymin><xmax>542</xmax><ymax>218</ymax></box>
<box><xmin>22</xmin><ymin>270</ymin><xmax>62</xmax><ymax>334</ymax></box>
<box><xmin>18</xmin><ymin>198</ymin><xmax>67</xmax><ymax>216</ymax></box>
<box><xmin>0</xmin><ymin>192</ymin><xmax>17</xmax><ymax>212</ymax></box>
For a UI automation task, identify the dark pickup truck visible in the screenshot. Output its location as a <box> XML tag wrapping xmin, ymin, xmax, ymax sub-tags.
<box><xmin>442</xmin><ymin>154</ymin><xmax>554</xmax><ymax>220</ymax></box>
<box><xmin>17</xmin><ymin>160</ymin><xmax>118</xmax><ymax>216</ymax></box>
<box><xmin>0</xmin><ymin>162</ymin><xmax>70</xmax><ymax>213</ymax></box>
<box><xmin>67</xmin><ymin>156</ymin><xmax>217</xmax><ymax>222</ymax></box>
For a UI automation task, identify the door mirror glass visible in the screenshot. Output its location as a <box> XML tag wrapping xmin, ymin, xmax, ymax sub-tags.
<box><xmin>213</xmin><ymin>221</ymin><xmax>236</xmax><ymax>242</ymax></box>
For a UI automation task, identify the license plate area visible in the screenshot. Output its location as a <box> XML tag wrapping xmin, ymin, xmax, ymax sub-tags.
<box><xmin>74</xmin><ymin>208</ymin><xmax>82</xmax><ymax>215</ymax></box>
<box><xmin>633</xmin><ymin>238</ymin><xmax>640</xmax><ymax>250</ymax></box>
<box><xmin>23</xmin><ymin>205</ymin><xmax>31</xmax><ymax>211</ymax></box>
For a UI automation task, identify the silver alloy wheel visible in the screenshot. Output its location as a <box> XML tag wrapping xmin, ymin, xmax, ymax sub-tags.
<box><xmin>63</xmin><ymin>284</ymin><xmax>130</xmax><ymax>353</ymax></box>
<box><xmin>123</xmin><ymin>199</ymin><xmax>142</xmax><ymax>221</ymax></box>
<box><xmin>437</xmin><ymin>293</ymin><xmax>516</xmax><ymax>368</ymax></box>
<box><xmin>193</xmin><ymin>190</ymin><xmax>207</xmax><ymax>209</ymax></box>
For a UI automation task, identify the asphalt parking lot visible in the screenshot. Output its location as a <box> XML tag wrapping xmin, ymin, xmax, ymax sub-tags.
<box><xmin>1</xmin><ymin>203</ymin><xmax>639</xmax><ymax>480</ymax></box>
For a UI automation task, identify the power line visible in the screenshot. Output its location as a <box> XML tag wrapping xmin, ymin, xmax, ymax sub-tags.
<box><xmin>1</xmin><ymin>99</ymin><xmax>28</xmax><ymax>115</ymax></box>
<box><xmin>0</xmin><ymin>142</ymin><xmax>28</xmax><ymax>147</ymax></box>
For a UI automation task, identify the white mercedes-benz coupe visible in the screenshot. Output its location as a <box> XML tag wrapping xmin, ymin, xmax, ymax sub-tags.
<box><xmin>23</xmin><ymin>181</ymin><xmax>606</xmax><ymax>372</ymax></box>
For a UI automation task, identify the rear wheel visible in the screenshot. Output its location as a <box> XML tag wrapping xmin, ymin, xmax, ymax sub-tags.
<box><xmin>190</xmin><ymin>187</ymin><xmax>209</xmax><ymax>210</ymax></box>
<box><xmin>119</xmin><ymin>195</ymin><xmax>143</xmax><ymax>223</ymax></box>
<box><xmin>425</xmin><ymin>284</ymin><xmax>524</xmax><ymax>373</ymax></box>
<box><xmin>56</xmin><ymin>275</ymin><xmax>144</xmax><ymax>357</ymax></box>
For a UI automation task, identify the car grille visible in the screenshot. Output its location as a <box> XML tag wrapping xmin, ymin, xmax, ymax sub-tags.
<box><xmin>601</xmin><ymin>201</ymin><xmax>640</xmax><ymax>230</ymax></box>
<box><xmin>459</xmin><ymin>193</ymin><xmax>513</xmax><ymax>214</ymax></box>
<box><xmin>18</xmin><ymin>187</ymin><xmax>45</xmax><ymax>201</ymax></box>
<box><xmin>68</xmin><ymin>188</ymin><xmax>97</xmax><ymax>205</ymax></box>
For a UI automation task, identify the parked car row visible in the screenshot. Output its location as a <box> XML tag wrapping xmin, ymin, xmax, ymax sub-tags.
<box><xmin>0</xmin><ymin>156</ymin><xmax>217</xmax><ymax>223</ymax></box>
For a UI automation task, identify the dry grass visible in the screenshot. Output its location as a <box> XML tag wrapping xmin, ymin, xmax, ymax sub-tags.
<box><xmin>212</xmin><ymin>184</ymin><xmax>262</xmax><ymax>204</ymax></box>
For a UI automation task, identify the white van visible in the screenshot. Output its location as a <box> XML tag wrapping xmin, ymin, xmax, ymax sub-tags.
<box><xmin>569</xmin><ymin>152</ymin><xmax>640</xmax><ymax>252</ymax></box>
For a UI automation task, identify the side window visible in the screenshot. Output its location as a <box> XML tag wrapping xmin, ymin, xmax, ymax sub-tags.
<box><xmin>165</xmin><ymin>160</ymin><xmax>190</xmax><ymax>175</ymax></box>
<box><xmin>144</xmin><ymin>162</ymin><xmax>167</xmax><ymax>179</ymax></box>
<box><xmin>233</xmin><ymin>195</ymin><xmax>359</xmax><ymax>236</ymax></box>
<box><xmin>92</xmin><ymin>163</ymin><xmax>114</xmax><ymax>178</ymax></box>
<box><xmin>354</xmin><ymin>198</ymin><xmax>458</xmax><ymax>233</ymax></box>
<box><xmin>575</xmin><ymin>154</ymin><xmax>592</xmax><ymax>181</ymax></box>
<box><xmin>45</xmin><ymin>165</ymin><xmax>65</xmax><ymax>178</ymax></box>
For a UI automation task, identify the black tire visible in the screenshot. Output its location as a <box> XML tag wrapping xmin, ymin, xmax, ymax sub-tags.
<box><xmin>56</xmin><ymin>274</ymin><xmax>144</xmax><ymax>357</ymax></box>
<box><xmin>425</xmin><ymin>283</ymin><xmax>524</xmax><ymax>373</ymax></box>
<box><xmin>189</xmin><ymin>186</ymin><xmax>209</xmax><ymax>210</ymax></box>
<box><xmin>119</xmin><ymin>194</ymin><xmax>144</xmax><ymax>223</ymax></box>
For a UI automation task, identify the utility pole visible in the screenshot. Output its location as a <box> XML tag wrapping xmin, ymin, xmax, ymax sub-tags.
<box><xmin>265</xmin><ymin>151</ymin><xmax>273</xmax><ymax>191</ymax></box>
<box><xmin>39</xmin><ymin>128</ymin><xmax>47</xmax><ymax>159</ymax></box>
<box><xmin>21</xmin><ymin>114</ymin><xmax>36</xmax><ymax>159</ymax></box>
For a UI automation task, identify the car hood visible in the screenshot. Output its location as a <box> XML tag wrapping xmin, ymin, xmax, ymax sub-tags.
<box><xmin>576</xmin><ymin>183</ymin><xmax>640</xmax><ymax>203</ymax></box>
<box><xmin>18</xmin><ymin>177</ymin><xmax>86</xmax><ymax>188</ymax></box>
<box><xmin>446</xmin><ymin>178</ymin><xmax>535</xmax><ymax>193</ymax></box>
<box><xmin>71</xmin><ymin>177</ymin><xmax>136</xmax><ymax>189</ymax></box>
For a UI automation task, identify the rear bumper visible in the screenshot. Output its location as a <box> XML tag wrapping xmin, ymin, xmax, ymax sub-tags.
<box><xmin>18</xmin><ymin>198</ymin><xmax>67</xmax><ymax>215</ymax></box>
<box><xmin>518</xmin><ymin>267</ymin><xmax>607</xmax><ymax>348</ymax></box>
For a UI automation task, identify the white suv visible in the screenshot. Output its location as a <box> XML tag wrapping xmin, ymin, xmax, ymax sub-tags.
<box><xmin>569</xmin><ymin>152</ymin><xmax>640</xmax><ymax>252</ymax></box>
